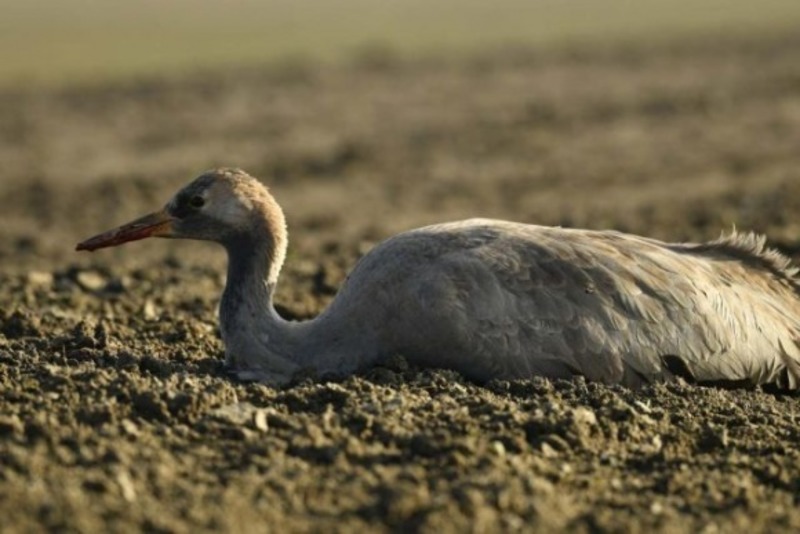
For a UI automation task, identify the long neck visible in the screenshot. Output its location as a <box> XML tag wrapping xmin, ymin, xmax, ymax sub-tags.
<box><xmin>218</xmin><ymin>202</ymin><xmax>307</xmax><ymax>382</ymax></box>
<box><xmin>223</xmin><ymin>233</ymin><xmax>280</xmax><ymax>309</ymax></box>
<box><xmin>217</xmin><ymin>197</ymin><xmax>378</xmax><ymax>383</ymax></box>
<box><xmin>223</xmin><ymin>194</ymin><xmax>288</xmax><ymax>304</ymax></box>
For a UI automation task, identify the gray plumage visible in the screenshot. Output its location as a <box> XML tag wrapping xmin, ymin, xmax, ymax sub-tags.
<box><xmin>77</xmin><ymin>169</ymin><xmax>800</xmax><ymax>390</ymax></box>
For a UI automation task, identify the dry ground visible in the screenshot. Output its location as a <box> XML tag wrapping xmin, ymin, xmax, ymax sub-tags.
<box><xmin>1</xmin><ymin>32</ymin><xmax>800</xmax><ymax>532</ymax></box>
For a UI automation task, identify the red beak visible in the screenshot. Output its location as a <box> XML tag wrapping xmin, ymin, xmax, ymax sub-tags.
<box><xmin>76</xmin><ymin>210</ymin><xmax>175</xmax><ymax>252</ymax></box>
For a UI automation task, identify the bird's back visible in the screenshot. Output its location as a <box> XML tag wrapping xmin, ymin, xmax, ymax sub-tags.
<box><xmin>330</xmin><ymin>219</ymin><xmax>800</xmax><ymax>390</ymax></box>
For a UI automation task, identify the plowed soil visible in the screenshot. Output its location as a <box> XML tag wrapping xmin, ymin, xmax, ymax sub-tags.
<box><xmin>2</xmin><ymin>33</ymin><xmax>800</xmax><ymax>532</ymax></box>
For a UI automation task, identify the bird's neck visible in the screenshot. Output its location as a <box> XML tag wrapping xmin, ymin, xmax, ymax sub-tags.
<box><xmin>218</xmin><ymin>201</ymin><xmax>377</xmax><ymax>384</ymax></box>
<box><xmin>223</xmin><ymin>232</ymin><xmax>282</xmax><ymax>306</ymax></box>
<box><xmin>219</xmin><ymin>206</ymin><xmax>304</xmax><ymax>383</ymax></box>
<box><xmin>223</xmin><ymin>201</ymin><xmax>287</xmax><ymax>299</ymax></box>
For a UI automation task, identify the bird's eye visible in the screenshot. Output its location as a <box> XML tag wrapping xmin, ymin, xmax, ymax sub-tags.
<box><xmin>189</xmin><ymin>195</ymin><xmax>205</xmax><ymax>209</ymax></box>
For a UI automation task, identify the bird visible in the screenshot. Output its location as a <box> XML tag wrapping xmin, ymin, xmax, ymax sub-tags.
<box><xmin>76</xmin><ymin>168</ymin><xmax>800</xmax><ymax>390</ymax></box>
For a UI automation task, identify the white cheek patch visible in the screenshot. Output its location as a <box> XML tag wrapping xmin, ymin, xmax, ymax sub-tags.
<box><xmin>211</xmin><ymin>196</ymin><xmax>253</xmax><ymax>227</ymax></box>
<box><xmin>239</xmin><ymin>196</ymin><xmax>254</xmax><ymax>211</ymax></box>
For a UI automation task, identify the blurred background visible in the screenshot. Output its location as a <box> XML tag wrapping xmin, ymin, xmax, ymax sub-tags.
<box><xmin>1</xmin><ymin>0</ymin><xmax>800</xmax><ymax>274</ymax></box>
<box><xmin>3</xmin><ymin>0</ymin><xmax>800</xmax><ymax>86</ymax></box>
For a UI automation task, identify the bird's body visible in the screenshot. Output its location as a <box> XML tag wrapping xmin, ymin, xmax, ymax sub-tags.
<box><xmin>77</xmin><ymin>169</ymin><xmax>800</xmax><ymax>389</ymax></box>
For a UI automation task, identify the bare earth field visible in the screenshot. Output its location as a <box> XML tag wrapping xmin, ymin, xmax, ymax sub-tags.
<box><xmin>2</xmin><ymin>33</ymin><xmax>800</xmax><ymax>532</ymax></box>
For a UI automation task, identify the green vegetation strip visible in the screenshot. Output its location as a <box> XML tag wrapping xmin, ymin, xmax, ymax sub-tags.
<box><xmin>2</xmin><ymin>0</ymin><xmax>800</xmax><ymax>87</ymax></box>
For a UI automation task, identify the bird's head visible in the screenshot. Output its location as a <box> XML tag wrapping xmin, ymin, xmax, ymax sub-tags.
<box><xmin>76</xmin><ymin>168</ymin><xmax>284</xmax><ymax>252</ymax></box>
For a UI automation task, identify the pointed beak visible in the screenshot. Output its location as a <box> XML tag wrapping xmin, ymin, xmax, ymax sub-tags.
<box><xmin>76</xmin><ymin>209</ymin><xmax>176</xmax><ymax>252</ymax></box>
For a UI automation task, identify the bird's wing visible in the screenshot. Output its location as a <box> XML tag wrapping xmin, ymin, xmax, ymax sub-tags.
<box><xmin>407</xmin><ymin>224</ymin><xmax>800</xmax><ymax>389</ymax></box>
